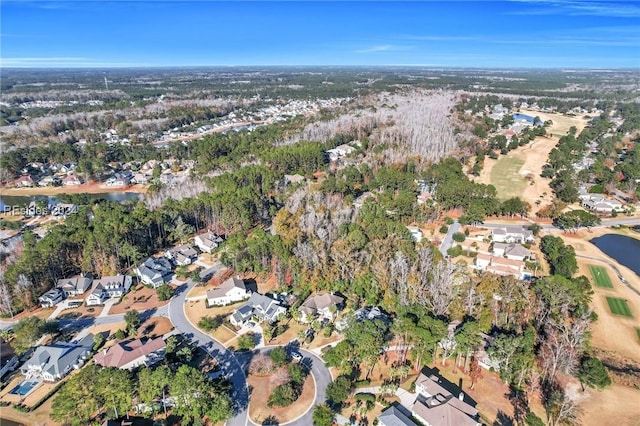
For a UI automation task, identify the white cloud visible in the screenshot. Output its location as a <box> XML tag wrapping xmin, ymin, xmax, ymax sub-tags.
<box><xmin>354</xmin><ymin>44</ymin><xmax>413</xmax><ymax>54</ymax></box>
<box><xmin>508</xmin><ymin>0</ymin><xmax>640</xmax><ymax>18</ymax></box>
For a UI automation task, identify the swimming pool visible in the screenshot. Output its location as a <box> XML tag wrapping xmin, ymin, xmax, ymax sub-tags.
<box><xmin>9</xmin><ymin>381</ymin><xmax>39</xmax><ymax>396</ymax></box>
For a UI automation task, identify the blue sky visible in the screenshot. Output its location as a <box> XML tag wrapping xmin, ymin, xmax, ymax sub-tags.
<box><xmin>1</xmin><ymin>1</ymin><xmax>639</xmax><ymax>68</ymax></box>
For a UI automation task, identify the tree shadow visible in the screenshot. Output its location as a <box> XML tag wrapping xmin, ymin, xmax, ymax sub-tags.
<box><xmin>492</xmin><ymin>410</ymin><xmax>515</xmax><ymax>426</ymax></box>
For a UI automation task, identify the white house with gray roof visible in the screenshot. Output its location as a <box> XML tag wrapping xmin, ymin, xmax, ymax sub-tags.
<box><xmin>56</xmin><ymin>274</ymin><xmax>93</xmax><ymax>297</ymax></box>
<box><xmin>378</xmin><ymin>406</ymin><xmax>418</xmax><ymax>426</ymax></box>
<box><xmin>230</xmin><ymin>293</ymin><xmax>286</xmax><ymax>326</ymax></box>
<box><xmin>206</xmin><ymin>277</ymin><xmax>250</xmax><ymax>306</ymax></box>
<box><xmin>194</xmin><ymin>231</ymin><xmax>224</xmax><ymax>253</ymax></box>
<box><xmin>135</xmin><ymin>257</ymin><xmax>173</xmax><ymax>288</ymax></box>
<box><xmin>86</xmin><ymin>275</ymin><xmax>133</xmax><ymax>306</ymax></box>
<box><xmin>20</xmin><ymin>335</ymin><xmax>94</xmax><ymax>382</ymax></box>
<box><xmin>492</xmin><ymin>243</ymin><xmax>531</xmax><ymax>261</ymax></box>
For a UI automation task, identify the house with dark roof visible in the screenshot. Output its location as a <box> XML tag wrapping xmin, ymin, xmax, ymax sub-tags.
<box><xmin>298</xmin><ymin>292</ymin><xmax>345</xmax><ymax>323</ymax></box>
<box><xmin>135</xmin><ymin>257</ymin><xmax>172</xmax><ymax>288</ymax></box>
<box><xmin>39</xmin><ymin>288</ymin><xmax>65</xmax><ymax>308</ymax></box>
<box><xmin>194</xmin><ymin>231</ymin><xmax>224</xmax><ymax>253</ymax></box>
<box><xmin>94</xmin><ymin>337</ymin><xmax>165</xmax><ymax>370</ymax></box>
<box><xmin>206</xmin><ymin>277</ymin><xmax>250</xmax><ymax>306</ymax></box>
<box><xmin>20</xmin><ymin>335</ymin><xmax>94</xmax><ymax>382</ymax></box>
<box><xmin>0</xmin><ymin>340</ymin><xmax>18</xmax><ymax>378</ymax></box>
<box><xmin>230</xmin><ymin>293</ymin><xmax>286</xmax><ymax>327</ymax></box>
<box><xmin>56</xmin><ymin>274</ymin><xmax>93</xmax><ymax>297</ymax></box>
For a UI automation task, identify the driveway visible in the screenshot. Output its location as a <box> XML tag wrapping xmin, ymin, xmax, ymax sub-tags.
<box><xmin>439</xmin><ymin>220</ymin><xmax>461</xmax><ymax>257</ymax></box>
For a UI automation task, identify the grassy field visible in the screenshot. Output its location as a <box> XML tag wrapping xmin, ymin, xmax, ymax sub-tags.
<box><xmin>489</xmin><ymin>156</ymin><xmax>527</xmax><ymax>200</ymax></box>
<box><xmin>606</xmin><ymin>297</ymin><xmax>633</xmax><ymax>317</ymax></box>
<box><xmin>589</xmin><ymin>265</ymin><xmax>614</xmax><ymax>288</ymax></box>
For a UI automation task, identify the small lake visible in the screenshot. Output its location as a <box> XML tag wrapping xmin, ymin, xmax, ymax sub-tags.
<box><xmin>0</xmin><ymin>192</ymin><xmax>142</xmax><ymax>211</ymax></box>
<box><xmin>513</xmin><ymin>113</ymin><xmax>542</xmax><ymax>125</ymax></box>
<box><xmin>590</xmin><ymin>234</ymin><xmax>640</xmax><ymax>276</ymax></box>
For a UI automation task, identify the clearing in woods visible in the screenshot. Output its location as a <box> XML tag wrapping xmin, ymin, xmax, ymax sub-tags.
<box><xmin>606</xmin><ymin>297</ymin><xmax>633</xmax><ymax>317</ymax></box>
<box><xmin>589</xmin><ymin>265</ymin><xmax>614</xmax><ymax>288</ymax></box>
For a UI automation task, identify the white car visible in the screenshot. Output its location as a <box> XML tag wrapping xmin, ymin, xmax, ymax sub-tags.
<box><xmin>290</xmin><ymin>351</ymin><xmax>303</xmax><ymax>362</ymax></box>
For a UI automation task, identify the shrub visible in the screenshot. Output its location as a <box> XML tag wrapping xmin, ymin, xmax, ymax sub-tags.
<box><xmin>452</xmin><ymin>232</ymin><xmax>466</xmax><ymax>242</ymax></box>
<box><xmin>198</xmin><ymin>316</ymin><xmax>222</xmax><ymax>332</ymax></box>
<box><xmin>447</xmin><ymin>245</ymin><xmax>464</xmax><ymax>257</ymax></box>
<box><xmin>354</xmin><ymin>393</ymin><xmax>376</xmax><ymax>402</ymax></box>
<box><xmin>439</xmin><ymin>225</ymin><xmax>449</xmax><ymax>234</ymax></box>
<box><xmin>237</xmin><ymin>333</ymin><xmax>256</xmax><ymax>351</ymax></box>
<box><xmin>114</xmin><ymin>329</ymin><xmax>126</xmax><ymax>340</ymax></box>
<box><xmin>444</xmin><ymin>217</ymin><xmax>454</xmax><ymax>225</ymax></box>
<box><xmin>353</xmin><ymin>379</ymin><xmax>371</xmax><ymax>388</ymax></box>
<box><xmin>156</xmin><ymin>284</ymin><xmax>174</xmax><ymax>301</ymax></box>
<box><xmin>270</xmin><ymin>347</ymin><xmax>289</xmax><ymax>367</ymax></box>
<box><xmin>267</xmin><ymin>383</ymin><xmax>299</xmax><ymax>407</ymax></box>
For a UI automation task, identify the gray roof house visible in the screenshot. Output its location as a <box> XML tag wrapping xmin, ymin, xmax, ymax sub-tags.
<box><xmin>299</xmin><ymin>292</ymin><xmax>345</xmax><ymax>323</ymax></box>
<box><xmin>492</xmin><ymin>243</ymin><xmax>531</xmax><ymax>261</ymax></box>
<box><xmin>39</xmin><ymin>288</ymin><xmax>65</xmax><ymax>308</ymax></box>
<box><xmin>194</xmin><ymin>231</ymin><xmax>224</xmax><ymax>253</ymax></box>
<box><xmin>378</xmin><ymin>406</ymin><xmax>418</xmax><ymax>426</ymax></box>
<box><xmin>206</xmin><ymin>277</ymin><xmax>250</xmax><ymax>306</ymax></box>
<box><xmin>20</xmin><ymin>334</ymin><xmax>94</xmax><ymax>382</ymax></box>
<box><xmin>135</xmin><ymin>257</ymin><xmax>173</xmax><ymax>288</ymax></box>
<box><xmin>164</xmin><ymin>244</ymin><xmax>198</xmax><ymax>266</ymax></box>
<box><xmin>412</xmin><ymin>370</ymin><xmax>480</xmax><ymax>426</ymax></box>
<box><xmin>230</xmin><ymin>293</ymin><xmax>286</xmax><ymax>326</ymax></box>
<box><xmin>86</xmin><ymin>275</ymin><xmax>133</xmax><ymax>306</ymax></box>
<box><xmin>0</xmin><ymin>340</ymin><xmax>19</xmax><ymax>379</ymax></box>
<box><xmin>56</xmin><ymin>274</ymin><xmax>93</xmax><ymax>297</ymax></box>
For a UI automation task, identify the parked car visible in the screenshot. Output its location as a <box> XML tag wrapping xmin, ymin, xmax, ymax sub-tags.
<box><xmin>290</xmin><ymin>351</ymin><xmax>303</xmax><ymax>362</ymax></box>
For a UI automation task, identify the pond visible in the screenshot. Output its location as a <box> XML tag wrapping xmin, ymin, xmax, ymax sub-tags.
<box><xmin>590</xmin><ymin>234</ymin><xmax>640</xmax><ymax>276</ymax></box>
<box><xmin>0</xmin><ymin>192</ymin><xmax>142</xmax><ymax>211</ymax></box>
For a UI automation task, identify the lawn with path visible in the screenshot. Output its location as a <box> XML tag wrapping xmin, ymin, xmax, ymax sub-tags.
<box><xmin>589</xmin><ymin>265</ymin><xmax>614</xmax><ymax>288</ymax></box>
<box><xmin>606</xmin><ymin>297</ymin><xmax>633</xmax><ymax>317</ymax></box>
<box><xmin>489</xmin><ymin>156</ymin><xmax>527</xmax><ymax>200</ymax></box>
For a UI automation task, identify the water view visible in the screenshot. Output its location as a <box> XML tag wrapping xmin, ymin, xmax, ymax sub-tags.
<box><xmin>590</xmin><ymin>234</ymin><xmax>640</xmax><ymax>276</ymax></box>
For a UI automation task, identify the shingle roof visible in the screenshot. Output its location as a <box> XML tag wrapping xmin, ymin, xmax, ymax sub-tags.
<box><xmin>94</xmin><ymin>337</ymin><xmax>165</xmax><ymax>368</ymax></box>
<box><xmin>207</xmin><ymin>278</ymin><xmax>246</xmax><ymax>299</ymax></box>
<box><xmin>378</xmin><ymin>406</ymin><xmax>417</xmax><ymax>426</ymax></box>
<box><xmin>300</xmin><ymin>293</ymin><xmax>344</xmax><ymax>315</ymax></box>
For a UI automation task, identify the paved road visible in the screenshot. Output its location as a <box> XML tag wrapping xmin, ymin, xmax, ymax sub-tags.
<box><xmin>247</xmin><ymin>346</ymin><xmax>331</xmax><ymax>426</ymax></box>
<box><xmin>168</xmin><ymin>279</ymin><xmax>250</xmax><ymax>426</ymax></box>
<box><xmin>482</xmin><ymin>217</ymin><xmax>640</xmax><ymax>231</ymax></box>
<box><xmin>439</xmin><ymin>220</ymin><xmax>461</xmax><ymax>257</ymax></box>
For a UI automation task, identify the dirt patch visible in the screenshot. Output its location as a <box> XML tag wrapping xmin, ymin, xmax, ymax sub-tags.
<box><xmin>13</xmin><ymin>306</ymin><xmax>55</xmax><ymax>321</ymax></box>
<box><xmin>579</xmin><ymin>384</ymin><xmax>640</xmax><ymax>426</ymax></box>
<box><xmin>85</xmin><ymin>321</ymin><xmax>127</xmax><ymax>338</ymax></box>
<box><xmin>137</xmin><ymin>316</ymin><xmax>173</xmax><ymax>338</ymax></box>
<box><xmin>0</xmin><ymin>398</ymin><xmax>60</xmax><ymax>425</ymax></box>
<box><xmin>247</xmin><ymin>371</ymin><xmax>315</xmax><ymax>424</ymax></box>
<box><xmin>109</xmin><ymin>283</ymin><xmax>171</xmax><ymax>315</ymax></box>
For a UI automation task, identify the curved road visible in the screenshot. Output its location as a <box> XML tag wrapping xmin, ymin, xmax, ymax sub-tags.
<box><xmin>168</xmin><ymin>279</ymin><xmax>332</xmax><ymax>426</ymax></box>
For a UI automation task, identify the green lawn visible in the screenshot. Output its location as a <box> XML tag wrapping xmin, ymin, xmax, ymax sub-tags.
<box><xmin>606</xmin><ymin>297</ymin><xmax>633</xmax><ymax>318</ymax></box>
<box><xmin>589</xmin><ymin>265</ymin><xmax>614</xmax><ymax>288</ymax></box>
<box><xmin>489</xmin><ymin>156</ymin><xmax>527</xmax><ymax>200</ymax></box>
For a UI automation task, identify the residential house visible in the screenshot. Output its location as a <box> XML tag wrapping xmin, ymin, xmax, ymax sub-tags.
<box><xmin>326</xmin><ymin>144</ymin><xmax>356</xmax><ymax>161</ymax></box>
<box><xmin>492</xmin><ymin>243</ymin><xmax>531</xmax><ymax>261</ymax></box>
<box><xmin>206</xmin><ymin>277</ymin><xmax>250</xmax><ymax>306</ymax></box>
<box><xmin>14</xmin><ymin>175</ymin><xmax>35</xmax><ymax>188</ymax></box>
<box><xmin>491</xmin><ymin>226</ymin><xmax>534</xmax><ymax>244</ymax></box>
<box><xmin>131</xmin><ymin>173</ymin><xmax>150</xmax><ymax>185</ymax></box>
<box><xmin>230</xmin><ymin>293</ymin><xmax>286</xmax><ymax>327</ymax></box>
<box><xmin>580</xmin><ymin>194</ymin><xmax>624</xmax><ymax>213</ymax></box>
<box><xmin>0</xmin><ymin>340</ymin><xmax>19</xmax><ymax>378</ymax></box>
<box><xmin>164</xmin><ymin>244</ymin><xmax>198</xmax><ymax>266</ymax></box>
<box><xmin>105</xmin><ymin>173</ymin><xmax>131</xmax><ymax>187</ymax></box>
<box><xmin>38</xmin><ymin>176</ymin><xmax>59</xmax><ymax>187</ymax></box>
<box><xmin>94</xmin><ymin>337</ymin><xmax>165</xmax><ymax>370</ymax></box>
<box><xmin>56</xmin><ymin>274</ymin><xmax>93</xmax><ymax>297</ymax></box>
<box><xmin>378</xmin><ymin>406</ymin><xmax>418</xmax><ymax>426</ymax></box>
<box><xmin>407</xmin><ymin>226</ymin><xmax>423</xmax><ymax>243</ymax></box>
<box><xmin>62</xmin><ymin>174</ymin><xmax>82</xmax><ymax>186</ymax></box>
<box><xmin>298</xmin><ymin>292</ymin><xmax>345</xmax><ymax>323</ymax></box>
<box><xmin>194</xmin><ymin>231</ymin><xmax>224</xmax><ymax>253</ymax></box>
<box><xmin>20</xmin><ymin>335</ymin><xmax>94</xmax><ymax>382</ymax></box>
<box><xmin>412</xmin><ymin>370</ymin><xmax>480</xmax><ymax>426</ymax></box>
<box><xmin>135</xmin><ymin>257</ymin><xmax>173</xmax><ymax>288</ymax></box>
<box><xmin>475</xmin><ymin>254</ymin><xmax>527</xmax><ymax>279</ymax></box>
<box><xmin>336</xmin><ymin>306</ymin><xmax>390</xmax><ymax>331</ymax></box>
<box><xmin>39</xmin><ymin>288</ymin><xmax>65</xmax><ymax>308</ymax></box>
<box><xmin>86</xmin><ymin>275</ymin><xmax>133</xmax><ymax>306</ymax></box>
